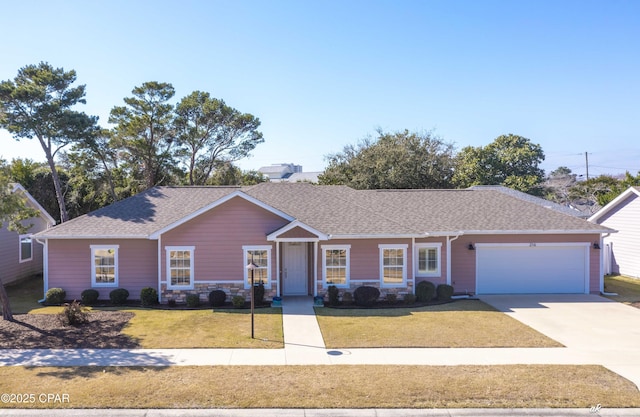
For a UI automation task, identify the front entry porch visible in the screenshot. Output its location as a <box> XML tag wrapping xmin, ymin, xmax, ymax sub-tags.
<box><xmin>279</xmin><ymin>241</ymin><xmax>317</xmax><ymax>296</ymax></box>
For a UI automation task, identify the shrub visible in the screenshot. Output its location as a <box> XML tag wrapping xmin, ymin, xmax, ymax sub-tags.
<box><xmin>80</xmin><ymin>289</ymin><xmax>99</xmax><ymax>306</ymax></box>
<box><xmin>209</xmin><ymin>290</ymin><xmax>227</xmax><ymax>307</ymax></box>
<box><xmin>342</xmin><ymin>291</ymin><xmax>353</xmax><ymax>304</ymax></box>
<box><xmin>167</xmin><ymin>299</ymin><xmax>177</xmax><ymax>307</ymax></box>
<box><xmin>45</xmin><ymin>288</ymin><xmax>66</xmax><ymax>305</ymax></box>
<box><xmin>416</xmin><ymin>280</ymin><xmax>436</xmax><ymax>302</ymax></box>
<box><xmin>232</xmin><ymin>295</ymin><xmax>246</xmax><ymax>308</ymax></box>
<box><xmin>353</xmin><ymin>286</ymin><xmax>380</xmax><ymax>307</ymax></box>
<box><xmin>327</xmin><ymin>285</ymin><xmax>340</xmax><ymax>306</ymax></box>
<box><xmin>252</xmin><ymin>282</ymin><xmax>265</xmax><ymax>305</ymax></box>
<box><xmin>59</xmin><ymin>300</ymin><xmax>89</xmax><ymax>326</ymax></box>
<box><xmin>140</xmin><ymin>287</ymin><xmax>159</xmax><ymax>307</ymax></box>
<box><xmin>109</xmin><ymin>288</ymin><xmax>129</xmax><ymax>305</ymax></box>
<box><xmin>186</xmin><ymin>294</ymin><xmax>200</xmax><ymax>308</ymax></box>
<box><xmin>386</xmin><ymin>293</ymin><xmax>397</xmax><ymax>304</ymax></box>
<box><xmin>437</xmin><ymin>284</ymin><xmax>455</xmax><ymax>301</ymax></box>
<box><xmin>403</xmin><ymin>293</ymin><xmax>417</xmax><ymax>304</ymax></box>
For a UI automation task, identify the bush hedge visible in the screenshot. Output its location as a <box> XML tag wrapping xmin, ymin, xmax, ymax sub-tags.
<box><xmin>140</xmin><ymin>287</ymin><xmax>159</xmax><ymax>307</ymax></box>
<box><xmin>109</xmin><ymin>288</ymin><xmax>129</xmax><ymax>305</ymax></box>
<box><xmin>253</xmin><ymin>282</ymin><xmax>265</xmax><ymax>304</ymax></box>
<box><xmin>353</xmin><ymin>286</ymin><xmax>380</xmax><ymax>307</ymax></box>
<box><xmin>186</xmin><ymin>294</ymin><xmax>200</xmax><ymax>307</ymax></box>
<box><xmin>327</xmin><ymin>285</ymin><xmax>340</xmax><ymax>306</ymax></box>
<box><xmin>80</xmin><ymin>289</ymin><xmax>99</xmax><ymax>306</ymax></box>
<box><xmin>232</xmin><ymin>295</ymin><xmax>245</xmax><ymax>308</ymax></box>
<box><xmin>437</xmin><ymin>284</ymin><xmax>454</xmax><ymax>301</ymax></box>
<box><xmin>416</xmin><ymin>280</ymin><xmax>436</xmax><ymax>302</ymax></box>
<box><xmin>45</xmin><ymin>288</ymin><xmax>66</xmax><ymax>305</ymax></box>
<box><xmin>209</xmin><ymin>290</ymin><xmax>227</xmax><ymax>307</ymax></box>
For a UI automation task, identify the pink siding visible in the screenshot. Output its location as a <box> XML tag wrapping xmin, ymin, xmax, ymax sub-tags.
<box><xmin>597</xmin><ymin>194</ymin><xmax>640</xmax><ymax>278</ymax></box>
<box><xmin>0</xmin><ymin>215</ymin><xmax>49</xmax><ymax>285</ymax></box>
<box><xmin>48</xmin><ymin>239</ymin><xmax>157</xmax><ymax>300</ymax></box>
<box><xmin>278</xmin><ymin>227</ymin><xmax>318</xmax><ymax>239</ymax></box>
<box><xmin>162</xmin><ymin>196</ymin><xmax>290</xmax><ymax>289</ymax></box>
<box><xmin>451</xmin><ymin>234</ymin><xmax>602</xmax><ymax>294</ymax></box>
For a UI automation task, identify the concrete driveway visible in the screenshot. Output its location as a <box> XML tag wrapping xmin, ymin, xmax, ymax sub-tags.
<box><xmin>481</xmin><ymin>294</ymin><xmax>640</xmax><ymax>389</ymax></box>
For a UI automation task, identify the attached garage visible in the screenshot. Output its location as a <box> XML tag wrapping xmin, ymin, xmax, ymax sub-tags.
<box><xmin>476</xmin><ymin>243</ymin><xmax>590</xmax><ymax>294</ymax></box>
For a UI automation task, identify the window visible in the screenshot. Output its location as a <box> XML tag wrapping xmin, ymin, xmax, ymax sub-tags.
<box><xmin>19</xmin><ymin>234</ymin><xmax>33</xmax><ymax>263</ymax></box>
<box><xmin>166</xmin><ymin>246</ymin><xmax>195</xmax><ymax>289</ymax></box>
<box><xmin>322</xmin><ymin>245</ymin><xmax>350</xmax><ymax>287</ymax></box>
<box><xmin>91</xmin><ymin>245</ymin><xmax>119</xmax><ymax>287</ymax></box>
<box><xmin>416</xmin><ymin>243</ymin><xmax>442</xmax><ymax>277</ymax></box>
<box><xmin>379</xmin><ymin>244</ymin><xmax>408</xmax><ymax>287</ymax></box>
<box><xmin>243</xmin><ymin>246</ymin><xmax>271</xmax><ymax>288</ymax></box>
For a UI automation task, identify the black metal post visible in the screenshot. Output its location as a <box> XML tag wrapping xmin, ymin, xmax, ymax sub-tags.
<box><xmin>250</xmin><ymin>267</ymin><xmax>255</xmax><ymax>339</ymax></box>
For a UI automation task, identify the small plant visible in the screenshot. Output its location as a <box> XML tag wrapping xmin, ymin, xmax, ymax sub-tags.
<box><xmin>342</xmin><ymin>291</ymin><xmax>353</xmax><ymax>304</ymax></box>
<box><xmin>327</xmin><ymin>285</ymin><xmax>340</xmax><ymax>306</ymax></box>
<box><xmin>186</xmin><ymin>294</ymin><xmax>200</xmax><ymax>307</ymax></box>
<box><xmin>353</xmin><ymin>286</ymin><xmax>380</xmax><ymax>307</ymax></box>
<box><xmin>45</xmin><ymin>288</ymin><xmax>66</xmax><ymax>305</ymax></box>
<box><xmin>416</xmin><ymin>280</ymin><xmax>436</xmax><ymax>302</ymax></box>
<box><xmin>209</xmin><ymin>290</ymin><xmax>227</xmax><ymax>307</ymax></box>
<box><xmin>437</xmin><ymin>284</ymin><xmax>455</xmax><ymax>301</ymax></box>
<box><xmin>403</xmin><ymin>293</ymin><xmax>417</xmax><ymax>304</ymax></box>
<box><xmin>80</xmin><ymin>289</ymin><xmax>99</xmax><ymax>306</ymax></box>
<box><xmin>59</xmin><ymin>300</ymin><xmax>89</xmax><ymax>326</ymax></box>
<box><xmin>253</xmin><ymin>282</ymin><xmax>265</xmax><ymax>305</ymax></box>
<box><xmin>386</xmin><ymin>293</ymin><xmax>397</xmax><ymax>304</ymax></box>
<box><xmin>109</xmin><ymin>288</ymin><xmax>129</xmax><ymax>305</ymax></box>
<box><xmin>232</xmin><ymin>295</ymin><xmax>246</xmax><ymax>308</ymax></box>
<box><xmin>167</xmin><ymin>299</ymin><xmax>177</xmax><ymax>307</ymax></box>
<box><xmin>140</xmin><ymin>287</ymin><xmax>159</xmax><ymax>307</ymax></box>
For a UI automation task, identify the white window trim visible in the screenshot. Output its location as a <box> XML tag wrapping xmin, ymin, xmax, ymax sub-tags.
<box><xmin>378</xmin><ymin>244</ymin><xmax>408</xmax><ymax>288</ymax></box>
<box><xmin>415</xmin><ymin>243</ymin><xmax>442</xmax><ymax>277</ymax></box>
<box><xmin>243</xmin><ymin>245</ymin><xmax>272</xmax><ymax>289</ymax></box>
<box><xmin>321</xmin><ymin>244</ymin><xmax>351</xmax><ymax>288</ymax></box>
<box><xmin>90</xmin><ymin>245</ymin><xmax>119</xmax><ymax>287</ymax></box>
<box><xmin>166</xmin><ymin>246</ymin><xmax>195</xmax><ymax>290</ymax></box>
<box><xmin>19</xmin><ymin>234</ymin><xmax>33</xmax><ymax>263</ymax></box>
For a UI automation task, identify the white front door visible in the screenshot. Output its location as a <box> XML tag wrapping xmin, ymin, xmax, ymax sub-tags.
<box><xmin>283</xmin><ymin>242</ymin><xmax>308</xmax><ymax>295</ymax></box>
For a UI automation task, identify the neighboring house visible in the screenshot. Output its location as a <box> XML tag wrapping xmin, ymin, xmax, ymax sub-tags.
<box><xmin>589</xmin><ymin>186</ymin><xmax>640</xmax><ymax>278</ymax></box>
<box><xmin>35</xmin><ymin>183</ymin><xmax>612</xmax><ymax>303</ymax></box>
<box><xmin>468</xmin><ymin>185</ymin><xmax>588</xmax><ymax>218</ymax></box>
<box><xmin>1</xmin><ymin>184</ymin><xmax>55</xmax><ymax>285</ymax></box>
<box><xmin>258</xmin><ymin>163</ymin><xmax>321</xmax><ymax>183</ymax></box>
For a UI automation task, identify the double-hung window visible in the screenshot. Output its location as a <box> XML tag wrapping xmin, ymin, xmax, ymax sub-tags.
<box><xmin>243</xmin><ymin>246</ymin><xmax>271</xmax><ymax>288</ymax></box>
<box><xmin>379</xmin><ymin>244</ymin><xmax>408</xmax><ymax>287</ymax></box>
<box><xmin>91</xmin><ymin>245</ymin><xmax>119</xmax><ymax>287</ymax></box>
<box><xmin>415</xmin><ymin>243</ymin><xmax>442</xmax><ymax>277</ymax></box>
<box><xmin>322</xmin><ymin>245</ymin><xmax>350</xmax><ymax>287</ymax></box>
<box><xmin>19</xmin><ymin>234</ymin><xmax>33</xmax><ymax>263</ymax></box>
<box><xmin>166</xmin><ymin>246</ymin><xmax>195</xmax><ymax>289</ymax></box>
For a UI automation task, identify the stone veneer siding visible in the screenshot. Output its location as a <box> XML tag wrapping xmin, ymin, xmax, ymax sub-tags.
<box><xmin>161</xmin><ymin>282</ymin><xmax>277</xmax><ymax>304</ymax></box>
<box><xmin>315</xmin><ymin>280</ymin><xmax>416</xmax><ymax>302</ymax></box>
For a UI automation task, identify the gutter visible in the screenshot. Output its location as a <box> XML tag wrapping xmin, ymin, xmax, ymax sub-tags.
<box><xmin>35</xmin><ymin>237</ymin><xmax>47</xmax><ymax>303</ymax></box>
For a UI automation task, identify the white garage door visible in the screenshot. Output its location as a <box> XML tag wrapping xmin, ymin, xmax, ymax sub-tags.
<box><xmin>476</xmin><ymin>243</ymin><xmax>589</xmax><ymax>294</ymax></box>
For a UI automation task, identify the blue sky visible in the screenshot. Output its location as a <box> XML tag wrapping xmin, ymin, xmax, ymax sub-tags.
<box><xmin>1</xmin><ymin>0</ymin><xmax>639</xmax><ymax>178</ymax></box>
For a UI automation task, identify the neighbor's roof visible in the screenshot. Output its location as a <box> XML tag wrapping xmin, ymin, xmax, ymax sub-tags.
<box><xmin>36</xmin><ymin>182</ymin><xmax>613</xmax><ymax>239</ymax></box>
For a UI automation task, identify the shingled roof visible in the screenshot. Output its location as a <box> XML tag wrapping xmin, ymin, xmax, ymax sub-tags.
<box><xmin>36</xmin><ymin>182</ymin><xmax>612</xmax><ymax>239</ymax></box>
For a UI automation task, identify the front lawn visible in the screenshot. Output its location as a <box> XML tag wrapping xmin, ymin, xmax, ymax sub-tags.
<box><xmin>3</xmin><ymin>275</ymin><xmax>283</xmax><ymax>349</ymax></box>
<box><xmin>315</xmin><ymin>299</ymin><xmax>561</xmax><ymax>348</ymax></box>
<box><xmin>0</xmin><ymin>365</ymin><xmax>637</xmax><ymax>408</ymax></box>
<box><xmin>604</xmin><ymin>275</ymin><xmax>640</xmax><ymax>307</ymax></box>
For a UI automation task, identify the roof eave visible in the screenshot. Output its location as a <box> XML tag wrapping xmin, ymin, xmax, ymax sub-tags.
<box><xmin>589</xmin><ymin>186</ymin><xmax>640</xmax><ymax>222</ymax></box>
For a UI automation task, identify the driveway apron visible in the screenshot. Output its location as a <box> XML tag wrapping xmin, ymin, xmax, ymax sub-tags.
<box><xmin>481</xmin><ymin>294</ymin><xmax>640</xmax><ymax>389</ymax></box>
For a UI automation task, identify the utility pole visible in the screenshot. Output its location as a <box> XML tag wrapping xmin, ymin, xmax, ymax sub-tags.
<box><xmin>585</xmin><ymin>151</ymin><xmax>589</xmax><ymax>181</ymax></box>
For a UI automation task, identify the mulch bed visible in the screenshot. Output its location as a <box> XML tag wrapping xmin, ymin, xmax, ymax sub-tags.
<box><xmin>0</xmin><ymin>311</ymin><xmax>137</xmax><ymax>349</ymax></box>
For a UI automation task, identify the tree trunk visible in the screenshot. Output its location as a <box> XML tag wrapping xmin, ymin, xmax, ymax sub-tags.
<box><xmin>45</xmin><ymin>154</ymin><xmax>69</xmax><ymax>223</ymax></box>
<box><xmin>0</xmin><ymin>277</ymin><xmax>14</xmax><ymax>321</ymax></box>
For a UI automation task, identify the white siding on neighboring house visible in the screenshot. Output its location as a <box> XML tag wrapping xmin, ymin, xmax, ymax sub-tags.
<box><xmin>596</xmin><ymin>193</ymin><xmax>640</xmax><ymax>278</ymax></box>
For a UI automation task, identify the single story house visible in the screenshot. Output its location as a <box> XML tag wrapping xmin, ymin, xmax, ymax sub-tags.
<box><xmin>589</xmin><ymin>186</ymin><xmax>640</xmax><ymax>278</ymax></box>
<box><xmin>1</xmin><ymin>184</ymin><xmax>55</xmax><ymax>285</ymax></box>
<box><xmin>35</xmin><ymin>182</ymin><xmax>613</xmax><ymax>302</ymax></box>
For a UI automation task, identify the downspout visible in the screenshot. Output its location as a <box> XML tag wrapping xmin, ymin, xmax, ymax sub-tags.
<box><xmin>157</xmin><ymin>236</ymin><xmax>162</xmax><ymax>303</ymax></box>
<box><xmin>313</xmin><ymin>241</ymin><xmax>318</xmax><ymax>297</ymax></box>
<box><xmin>35</xmin><ymin>238</ymin><xmax>48</xmax><ymax>303</ymax></box>
<box><xmin>600</xmin><ymin>233</ymin><xmax>613</xmax><ymax>295</ymax></box>
<box><xmin>446</xmin><ymin>234</ymin><xmax>461</xmax><ymax>286</ymax></box>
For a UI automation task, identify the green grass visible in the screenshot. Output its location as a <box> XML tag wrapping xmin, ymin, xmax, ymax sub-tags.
<box><xmin>0</xmin><ymin>365</ymin><xmax>638</xmax><ymax>409</ymax></box>
<box><xmin>315</xmin><ymin>300</ymin><xmax>561</xmax><ymax>348</ymax></box>
<box><xmin>604</xmin><ymin>275</ymin><xmax>640</xmax><ymax>305</ymax></box>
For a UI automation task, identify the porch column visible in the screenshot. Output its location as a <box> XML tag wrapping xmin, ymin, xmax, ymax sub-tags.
<box><xmin>276</xmin><ymin>240</ymin><xmax>281</xmax><ymax>297</ymax></box>
<box><xmin>313</xmin><ymin>240</ymin><xmax>318</xmax><ymax>297</ymax></box>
